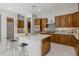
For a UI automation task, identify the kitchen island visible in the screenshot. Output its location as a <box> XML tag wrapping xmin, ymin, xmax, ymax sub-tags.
<box><xmin>40</xmin><ymin>32</ymin><xmax>79</xmax><ymax>55</ymax></box>
<box><xmin>16</xmin><ymin>33</ymin><xmax>51</xmax><ymax>56</ymax></box>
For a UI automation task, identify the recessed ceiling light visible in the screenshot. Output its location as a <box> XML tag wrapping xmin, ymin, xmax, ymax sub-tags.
<box><xmin>38</xmin><ymin>9</ymin><xmax>41</xmax><ymax>11</ymax></box>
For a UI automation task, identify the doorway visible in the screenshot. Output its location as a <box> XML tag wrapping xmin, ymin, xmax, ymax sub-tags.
<box><xmin>7</xmin><ymin>17</ymin><xmax>14</xmax><ymax>40</ymax></box>
<box><xmin>27</xmin><ymin>17</ymin><xmax>31</xmax><ymax>33</ymax></box>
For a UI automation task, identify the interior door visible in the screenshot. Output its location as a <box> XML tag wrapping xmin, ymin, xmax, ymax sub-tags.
<box><xmin>7</xmin><ymin>17</ymin><xmax>14</xmax><ymax>40</ymax></box>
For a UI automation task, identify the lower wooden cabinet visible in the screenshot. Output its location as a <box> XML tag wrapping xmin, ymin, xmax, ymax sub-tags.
<box><xmin>65</xmin><ymin>35</ymin><xmax>72</xmax><ymax>46</ymax></box>
<box><xmin>71</xmin><ymin>35</ymin><xmax>77</xmax><ymax>47</ymax></box>
<box><xmin>50</xmin><ymin>34</ymin><xmax>76</xmax><ymax>47</ymax></box>
<box><xmin>41</xmin><ymin>33</ymin><xmax>77</xmax><ymax>55</ymax></box>
<box><xmin>75</xmin><ymin>45</ymin><xmax>79</xmax><ymax>56</ymax></box>
<box><xmin>50</xmin><ymin>34</ymin><xmax>60</xmax><ymax>43</ymax></box>
<box><xmin>59</xmin><ymin>35</ymin><xmax>66</xmax><ymax>44</ymax></box>
<box><xmin>42</xmin><ymin>37</ymin><xmax>51</xmax><ymax>56</ymax></box>
<box><xmin>75</xmin><ymin>40</ymin><xmax>79</xmax><ymax>56</ymax></box>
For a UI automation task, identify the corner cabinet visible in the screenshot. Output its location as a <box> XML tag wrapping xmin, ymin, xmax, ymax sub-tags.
<box><xmin>42</xmin><ymin>37</ymin><xmax>51</xmax><ymax>56</ymax></box>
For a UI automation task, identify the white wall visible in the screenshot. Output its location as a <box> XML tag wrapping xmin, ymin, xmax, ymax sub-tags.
<box><xmin>0</xmin><ymin>9</ymin><xmax>17</xmax><ymax>49</ymax></box>
<box><xmin>38</xmin><ymin>5</ymin><xmax>78</xmax><ymax>24</ymax></box>
<box><xmin>31</xmin><ymin>14</ymin><xmax>37</xmax><ymax>33</ymax></box>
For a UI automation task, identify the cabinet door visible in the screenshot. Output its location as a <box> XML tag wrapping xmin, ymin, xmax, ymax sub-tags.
<box><xmin>71</xmin><ymin>35</ymin><xmax>76</xmax><ymax>47</ymax></box>
<box><xmin>50</xmin><ymin>34</ymin><xmax>60</xmax><ymax>43</ymax></box>
<box><xmin>65</xmin><ymin>35</ymin><xmax>72</xmax><ymax>46</ymax></box>
<box><xmin>66</xmin><ymin>14</ymin><xmax>72</xmax><ymax>27</ymax></box>
<box><xmin>55</xmin><ymin>34</ymin><xmax>60</xmax><ymax>43</ymax></box>
<box><xmin>73</xmin><ymin>12</ymin><xmax>79</xmax><ymax>27</ymax></box>
<box><xmin>55</xmin><ymin>16</ymin><xmax>61</xmax><ymax>27</ymax></box>
<box><xmin>42</xmin><ymin>37</ymin><xmax>50</xmax><ymax>56</ymax></box>
<box><xmin>18</xmin><ymin>20</ymin><xmax>24</xmax><ymax>28</ymax></box>
<box><xmin>59</xmin><ymin>35</ymin><xmax>66</xmax><ymax>44</ymax></box>
<box><xmin>50</xmin><ymin>35</ymin><xmax>56</xmax><ymax>42</ymax></box>
<box><xmin>41</xmin><ymin>18</ymin><xmax>47</xmax><ymax>28</ymax></box>
<box><xmin>34</xmin><ymin>18</ymin><xmax>41</xmax><ymax>31</ymax></box>
<box><xmin>41</xmin><ymin>18</ymin><xmax>48</xmax><ymax>32</ymax></box>
<box><xmin>34</xmin><ymin>18</ymin><xmax>41</xmax><ymax>25</ymax></box>
<box><xmin>60</xmin><ymin>15</ymin><xmax>66</xmax><ymax>27</ymax></box>
<box><xmin>76</xmin><ymin>40</ymin><xmax>79</xmax><ymax>56</ymax></box>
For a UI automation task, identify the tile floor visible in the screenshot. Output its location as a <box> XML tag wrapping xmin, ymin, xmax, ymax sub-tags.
<box><xmin>0</xmin><ymin>42</ymin><xmax>77</xmax><ymax>56</ymax></box>
<box><xmin>46</xmin><ymin>43</ymin><xmax>77</xmax><ymax>56</ymax></box>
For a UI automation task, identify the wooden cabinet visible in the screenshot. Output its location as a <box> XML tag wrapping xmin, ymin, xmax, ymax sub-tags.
<box><xmin>50</xmin><ymin>34</ymin><xmax>76</xmax><ymax>46</ymax></box>
<box><xmin>50</xmin><ymin>34</ymin><xmax>60</xmax><ymax>43</ymax></box>
<box><xmin>55</xmin><ymin>15</ymin><xmax>70</xmax><ymax>27</ymax></box>
<box><xmin>75</xmin><ymin>40</ymin><xmax>79</xmax><ymax>56</ymax></box>
<box><xmin>75</xmin><ymin>45</ymin><xmax>79</xmax><ymax>56</ymax></box>
<box><xmin>18</xmin><ymin>20</ymin><xmax>24</xmax><ymax>28</ymax></box>
<box><xmin>73</xmin><ymin>12</ymin><xmax>79</xmax><ymax>27</ymax></box>
<box><xmin>59</xmin><ymin>35</ymin><xmax>66</xmax><ymax>44</ymax></box>
<box><xmin>42</xmin><ymin>37</ymin><xmax>50</xmax><ymax>56</ymax></box>
<box><xmin>34</xmin><ymin>18</ymin><xmax>48</xmax><ymax>32</ymax></box>
<box><xmin>71</xmin><ymin>35</ymin><xmax>77</xmax><ymax>47</ymax></box>
<box><xmin>66</xmin><ymin>14</ymin><xmax>73</xmax><ymax>27</ymax></box>
<box><xmin>34</xmin><ymin>18</ymin><xmax>41</xmax><ymax>26</ymax></box>
<box><xmin>55</xmin><ymin>12</ymin><xmax>79</xmax><ymax>27</ymax></box>
<box><xmin>65</xmin><ymin>35</ymin><xmax>72</xmax><ymax>46</ymax></box>
<box><xmin>55</xmin><ymin>16</ymin><xmax>61</xmax><ymax>27</ymax></box>
<box><xmin>60</xmin><ymin>15</ymin><xmax>66</xmax><ymax>27</ymax></box>
<box><xmin>41</xmin><ymin>18</ymin><xmax>48</xmax><ymax>31</ymax></box>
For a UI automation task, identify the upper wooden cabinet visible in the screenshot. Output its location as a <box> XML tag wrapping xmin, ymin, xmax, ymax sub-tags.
<box><xmin>55</xmin><ymin>15</ymin><xmax>67</xmax><ymax>27</ymax></box>
<box><xmin>66</xmin><ymin>14</ymin><xmax>73</xmax><ymax>27</ymax></box>
<box><xmin>41</xmin><ymin>18</ymin><xmax>48</xmax><ymax>28</ymax></box>
<box><xmin>18</xmin><ymin>20</ymin><xmax>24</xmax><ymax>28</ymax></box>
<box><xmin>55</xmin><ymin>16</ymin><xmax>61</xmax><ymax>27</ymax></box>
<box><xmin>55</xmin><ymin>11</ymin><xmax>79</xmax><ymax>27</ymax></box>
<box><xmin>72</xmin><ymin>12</ymin><xmax>79</xmax><ymax>27</ymax></box>
<box><xmin>34</xmin><ymin>18</ymin><xmax>41</xmax><ymax>25</ymax></box>
<box><xmin>34</xmin><ymin>18</ymin><xmax>48</xmax><ymax>32</ymax></box>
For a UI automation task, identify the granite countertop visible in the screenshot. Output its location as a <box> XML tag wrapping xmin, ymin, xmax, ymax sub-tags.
<box><xmin>16</xmin><ymin>33</ymin><xmax>51</xmax><ymax>41</ymax></box>
<box><xmin>40</xmin><ymin>32</ymin><xmax>79</xmax><ymax>40</ymax></box>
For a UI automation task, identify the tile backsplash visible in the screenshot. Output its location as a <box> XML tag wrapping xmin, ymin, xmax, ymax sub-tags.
<box><xmin>55</xmin><ymin>27</ymin><xmax>79</xmax><ymax>33</ymax></box>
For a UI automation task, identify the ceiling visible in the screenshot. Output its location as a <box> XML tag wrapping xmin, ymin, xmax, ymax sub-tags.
<box><xmin>0</xmin><ymin>3</ymin><xmax>78</xmax><ymax>15</ymax></box>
